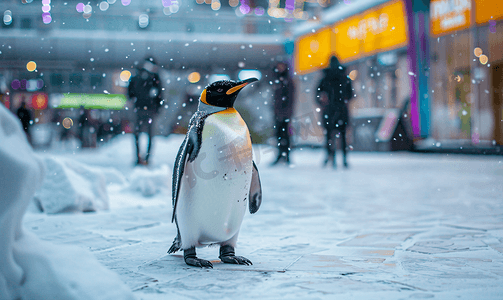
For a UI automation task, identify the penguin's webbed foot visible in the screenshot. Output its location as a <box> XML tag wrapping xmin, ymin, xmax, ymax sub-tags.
<box><xmin>219</xmin><ymin>245</ymin><xmax>253</xmax><ymax>265</ymax></box>
<box><xmin>220</xmin><ymin>255</ymin><xmax>253</xmax><ymax>265</ymax></box>
<box><xmin>184</xmin><ymin>247</ymin><xmax>213</xmax><ymax>268</ymax></box>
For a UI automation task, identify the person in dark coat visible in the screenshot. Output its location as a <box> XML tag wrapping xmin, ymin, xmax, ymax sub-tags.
<box><xmin>316</xmin><ymin>56</ymin><xmax>353</xmax><ymax>168</ymax></box>
<box><xmin>16</xmin><ymin>100</ymin><xmax>32</xmax><ymax>142</ymax></box>
<box><xmin>271</xmin><ymin>62</ymin><xmax>295</xmax><ymax>165</ymax></box>
<box><xmin>128</xmin><ymin>57</ymin><xmax>163</xmax><ymax>165</ymax></box>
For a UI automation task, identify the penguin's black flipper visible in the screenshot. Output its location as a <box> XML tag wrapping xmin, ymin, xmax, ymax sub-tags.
<box><xmin>171</xmin><ymin>128</ymin><xmax>194</xmax><ymax>223</ymax></box>
<box><xmin>248</xmin><ymin>160</ymin><xmax>262</xmax><ymax>214</ymax></box>
<box><xmin>172</xmin><ymin>112</ymin><xmax>209</xmax><ymax>223</ymax></box>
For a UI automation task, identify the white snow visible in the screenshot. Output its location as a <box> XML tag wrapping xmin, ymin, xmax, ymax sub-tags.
<box><xmin>33</xmin><ymin>156</ymin><xmax>111</xmax><ymax>214</ymax></box>
<box><xmin>2</xmin><ymin>102</ymin><xmax>503</xmax><ymax>299</ymax></box>
<box><xmin>0</xmin><ymin>104</ymin><xmax>135</xmax><ymax>300</ymax></box>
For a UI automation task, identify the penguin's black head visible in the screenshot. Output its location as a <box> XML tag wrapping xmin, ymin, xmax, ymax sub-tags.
<box><xmin>199</xmin><ymin>78</ymin><xmax>258</xmax><ymax>108</ymax></box>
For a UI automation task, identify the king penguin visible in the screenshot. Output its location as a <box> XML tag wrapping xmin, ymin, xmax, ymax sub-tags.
<box><xmin>168</xmin><ymin>78</ymin><xmax>262</xmax><ymax>268</ymax></box>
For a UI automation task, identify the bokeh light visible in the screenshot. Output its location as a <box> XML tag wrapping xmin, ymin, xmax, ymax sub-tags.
<box><xmin>32</xmin><ymin>93</ymin><xmax>48</xmax><ymax>110</ymax></box>
<box><xmin>42</xmin><ymin>12</ymin><xmax>52</xmax><ymax>24</ymax></box>
<box><xmin>26</xmin><ymin>61</ymin><xmax>37</xmax><ymax>72</ymax></box>
<box><xmin>3</xmin><ymin>10</ymin><xmax>12</xmax><ymax>26</ymax></box>
<box><xmin>11</xmin><ymin>79</ymin><xmax>20</xmax><ymax>90</ymax></box>
<box><xmin>42</xmin><ymin>5</ymin><xmax>51</xmax><ymax>13</ymax></box>
<box><xmin>120</xmin><ymin>70</ymin><xmax>132</xmax><ymax>82</ymax></box>
<box><xmin>107</xmin><ymin>0</ymin><xmax>117</xmax><ymax>4</ymax></box>
<box><xmin>188</xmin><ymin>72</ymin><xmax>201</xmax><ymax>83</ymax></box>
<box><xmin>100</xmin><ymin>2</ymin><xmax>110</xmax><ymax>11</ymax></box>
<box><xmin>479</xmin><ymin>54</ymin><xmax>489</xmax><ymax>65</ymax></box>
<box><xmin>255</xmin><ymin>7</ymin><xmax>265</xmax><ymax>16</ymax></box>
<box><xmin>349</xmin><ymin>70</ymin><xmax>358</xmax><ymax>81</ymax></box>
<box><xmin>42</xmin><ymin>0</ymin><xmax>51</xmax><ymax>4</ymax></box>
<box><xmin>162</xmin><ymin>0</ymin><xmax>172</xmax><ymax>7</ymax></box>
<box><xmin>139</xmin><ymin>14</ymin><xmax>149</xmax><ymax>28</ymax></box>
<box><xmin>62</xmin><ymin>117</ymin><xmax>74</xmax><ymax>129</ymax></box>
<box><xmin>121</xmin><ymin>0</ymin><xmax>131</xmax><ymax>6</ymax></box>
<box><xmin>240</xmin><ymin>4</ymin><xmax>251</xmax><ymax>14</ymax></box>
<box><xmin>196</xmin><ymin>0</ymin><xmax>204</xmax><ymax>4</ymax></box>
<box><xmin>211</xmin><ymin>1</ymin><xmax>221</xmax><ymax>10</ymax></box>
<box><xmin>229</xmin><ymin>0</ymin><xmax>239</xmax><ymax>7</ymax></box>
<box><xmin>170</xmin><ymin>5</ymin><xmax>179</xmax><ymax>13</ymax></box>
<box><xmin>84</xmin><ymin>4</ymin><xmax>92</xmax><ymax>14</ymax></box>
<box><xmin>76</xmin><ymin>3</ymin><xmax>85</xmax><ymax>13</ymax></box>
<box><xmin>474</xmin><ymin>47</ymin><xmax>483</xmax><ymax>57</ymax></box>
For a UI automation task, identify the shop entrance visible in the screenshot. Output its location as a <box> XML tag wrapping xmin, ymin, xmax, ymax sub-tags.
<box><xmin>453</xmin><ymin>69</ymin><xmax>471</xmax><ymax>139</ymax></box>
<box><xmin>492</xmin><ymin>64</ymin><xmax>503</xmax><ymax>146</ymax></box>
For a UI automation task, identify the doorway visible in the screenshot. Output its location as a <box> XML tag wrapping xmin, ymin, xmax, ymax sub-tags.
<box><xmin>492</xmin><ymin>64</ymin><xmax>503</xmax><ymax>146</ymax></box>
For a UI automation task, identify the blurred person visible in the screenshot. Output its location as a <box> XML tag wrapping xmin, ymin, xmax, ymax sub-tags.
<box><xmin>79</xmin><ymin>108</ymin><xmax>98</xmax><ymax>148</ymax></box>
<box><xmin>16</xmin><ymin>100</ymin><xmax>32</xmax><ymax>143</ymax></box>
<box><xmin>128</xmin><ymin>57</ymin><xmax>163</xmax><ymax>165</ymax></box>
<box><xmin>271</xmin><ymin>62</ymin><xmax>295</xmax><ymax>166</ymax></box>
<box><xmin>316</xmin><ymin>56</ymin><xmax>353</xmax><ymax>169</ymax></box>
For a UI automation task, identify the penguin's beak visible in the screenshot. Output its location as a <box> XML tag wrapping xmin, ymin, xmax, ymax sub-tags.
<box><xmin>226</xmin><ymin>77</ymin><xmax>259</xmax><ymax>95</ymax></box>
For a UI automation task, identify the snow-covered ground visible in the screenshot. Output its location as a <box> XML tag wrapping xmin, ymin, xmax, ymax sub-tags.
<box><xmin>19</xmin><ymin>133</ymin><xmax>503</xmax><ymax>299</ymax></box>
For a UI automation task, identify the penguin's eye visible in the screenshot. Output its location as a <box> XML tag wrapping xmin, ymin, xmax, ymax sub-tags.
<box><xmin>217</xmin><ymin>88</ymin><xmax>224</xmax><ymax>93</ymax></box>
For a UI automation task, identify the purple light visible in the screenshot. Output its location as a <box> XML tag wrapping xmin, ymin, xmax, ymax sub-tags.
<box><xmin>344</xmin><ymin>0</ymin><xmax>351</xmax><ymax>4</ymax></box>
<box><xmin>42</xmin><ymin>0</ymin><xmax>51</xmax><ymax>4</ymax></box>
<box><xmin>42</xmin><ymin>5</ymin><xmax>51</xmax><ymax>13</ymax></box>
<box><xmin>254</xmin><ymin>7</ymin><xmax>264</xmax><ymax>16</ymax></box>
<box><xmin>11</xmin><ymin>80</ymin><xmax>20</xmax><ymax>90</ymax></box>
<box><xmin>240</xmin><ymin>5</ymin><xmax>250</xmax><ymax>14</ymax></box>
<box><xmin>162</xmin><ymin>0</ymin><xmax>171</xmax><ymax>7</ymax></box>
<box><xmin>76</xmin><ymin>3</ymin><xmax>84</xmax><ymax>12</ymax></box>
<box><xmin>37</xmin><ymin>79</ymin><xmax>44</xmax><ymax>89</ymax></box>
<box><xmin>42</xmin><ymin>12</ymin><xmax>52</xmax><ymax>24</ymax></box>
<box><xmin>285</xmin><ymin>0</ymin><xmax>294</xmax><ymax>11</ymax></box>
<box><xmin>121</xmin><ymin>0</ymin><xmax>131</xmax><ymax>6</ymax></box>
<box><xmin>20</xmin><ymin>79</ymin><xmax>27</xmax><ymax>90</ymax></box>
<box><xmin>489</xmin><ymin>20</ymin><xmax>496</xmax><ymax>33</ymax></box>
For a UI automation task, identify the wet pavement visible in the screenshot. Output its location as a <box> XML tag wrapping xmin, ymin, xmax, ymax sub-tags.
<box><xmin>25</xmin><ymin>141</ymin><xmax>503</xmax><ymax>299</ymax></box>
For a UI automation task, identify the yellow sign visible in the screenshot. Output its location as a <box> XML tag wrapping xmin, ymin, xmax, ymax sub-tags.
<box><xmin>335</xmin><ymin>0</ymin><xmax>408</xmax><ymax>63</ymax></box>
<box><xmin>295</xmin><ymin>0</ymin><xmax>408</xmax><ymax>74</ymax></box>
<box><xmin>430</xmin><ymin>0</ymin><xmax>472</xmax><ymax>36</ymax></box>
<box><xmin>295</xmin><ymin>27</ymin><xmax>331</xmax><ymax>75</ymax></box>
<box><xmin>475</xmin><ymin>0</ymin><xmax>503</xmax><ymax>24</ymax></box>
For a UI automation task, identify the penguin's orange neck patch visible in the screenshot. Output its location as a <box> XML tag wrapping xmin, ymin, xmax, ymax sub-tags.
<box><xmin>216</xmin><ymin>107</ymin><xmax>237</xmax><ymax>115</ymax></box>
<box><xmin>200</xmin><ymin>89</ymin><xmax>209</xmax><ymax>105</ymax></box>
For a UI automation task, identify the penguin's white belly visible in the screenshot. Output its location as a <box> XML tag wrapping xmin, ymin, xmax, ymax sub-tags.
<box><xmin>177</xmin><ymin>110</ymin><xmax>253</xmax><ymax>248</ymax></box>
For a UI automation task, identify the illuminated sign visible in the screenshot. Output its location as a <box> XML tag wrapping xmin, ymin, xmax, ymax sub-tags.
<box><xmin>52</xmin><ymin>93</ymin><xmax>127</xmax><ymax>110</ymax></box>
<box><xmin>475</xmin><ymin>0</ymin><xmax>503</xmax><ymax>24</ymax></box>
<box><xmin>31</xmin><ymin>93</ymin><xmax>48</xmax><ymax>110</ymax></box>
<box><xmin>335</xmin><ymin>0</ymin><xmax>408</xmax><ymax>63</ymax></box>
<box><xmin>295</xmin><ymin>27</ymin><xmax>332</xmax><ymax>75</ymax></box>
<box><xmin>430</xmin><ymin>0</ymin><xmax>471</xmax><ymax>36</ymax></box>
<box><xmin>295</xmin><ymin>0</ymin><xmax>408</xmax><ymax>74</ymax></box>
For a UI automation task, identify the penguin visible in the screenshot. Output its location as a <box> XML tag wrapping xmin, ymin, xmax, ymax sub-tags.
<box><xmin>168</xmin><ymin>78</ymin><xmax>262</xmax><ymax>268</ymax></box>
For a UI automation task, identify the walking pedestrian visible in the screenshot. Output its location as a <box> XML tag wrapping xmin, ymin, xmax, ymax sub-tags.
<box><xmin>271</xmin><ymin>62</ymin><xmax>295</xmax><ymax>166</ymax></box>
<box><xmin>16</xmin><ymin>100</ymin><xmax>32</xmax><ymax>143</ymax></box>
<box><xmin>128</xmin><ymin>57</ymin><xmax>163</xmax><ymax>165</ymax></box>
<box><xmin>316</xmin><ymin>56</ymin><xmax>354</xmax><ymax>169</ymax></box>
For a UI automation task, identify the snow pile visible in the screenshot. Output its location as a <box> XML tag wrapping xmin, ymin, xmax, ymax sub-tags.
<box><xmin>127</xmin><ymin>164</ymin><xmax>171</xmax><ymax>197</ymax></box>
<box><xmin>0</xmin><ymin>104</ymin><xmax>135</xmax><ymax>299</ymax></box>
<box><xmin>33</xmin><ymin>156</ymin><xmax>125</xmax><ymax>214</ymax></box>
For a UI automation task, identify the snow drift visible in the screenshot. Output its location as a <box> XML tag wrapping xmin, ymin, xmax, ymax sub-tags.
<box><xmin>0</xmin><ymin>104</ymin><xmax>135</xmax><ymax>299</ymax></box>
<box><xmin>33</xmin><ymin>156</ymin><xmax>126</xmax><ymax>214</ymax></box>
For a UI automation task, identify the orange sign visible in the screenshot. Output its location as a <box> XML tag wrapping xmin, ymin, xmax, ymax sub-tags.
<box><xmin>475</xmin><ymin>0</ymin><xmax>503</xmax><ymax>24</ymax></box>
<box><xmin>430</xmin><ymin>0</ymin><xmax>472</xmax><ymax>36</ymax></box>
<box><xmin>295</xmin><ymin>0</ymin><xmax>408</xmax><ymax>74</ymax></box>
<box><xmin>295</xmin><ymin>27</ymin><xmax>332</xmax><ymax>75</ymax></box>
<box><xmin>334</xmin><ymin>0</ymin><xmax>408</xmax><ymax>63</ymax></box>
